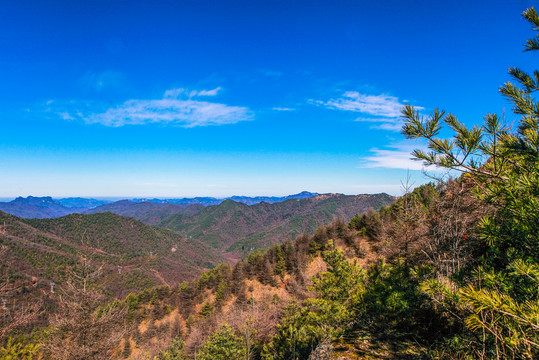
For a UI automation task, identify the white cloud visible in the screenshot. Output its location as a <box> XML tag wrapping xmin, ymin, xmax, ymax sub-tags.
<box><xmin>363</xmin><ymin>148</ymin><xmax>424</xmax><ymax>170</ymax></box>
<box><xmin>163</xmin><ymin>86</ymin><xmax>222</xmax><ymax>99</ymax></box>
<box><xmin>196</xmin><ymin>87</ymin><xmax>222</xmax><ymax>96</ymax></box>
<box><xmin>369</xmin><ymin>122</ymin><xmax>404</xmax><ymax>132</ymax></box>
<box><xmin>313</xmin><ymin>91</ymin><xmax>424</xmax><ymax>132</ymax></box>
<box><xmin>360</xmin><ymin>143</ymin><xmax>439</xmax><ymax>171</ymax></box>
<box><xmin>272</xmin><ymin>107</ymin><xmax>296</xmax><ymax>111</ymax></box>
<box><xmin>90</xmin><ymin>99</ymin><xmax>252</xmax><ymax>127</ymax></box>
<box><xmin>49</xmin><ymin>88</ymin><xmax>253</xmax><ymax>127</ymax></box>
<box><xmin>354</xmin><ymin>117</ymin><xmax>404</xmax><ymax>132</ymax></box>
<box><xmin>325</xmin><ymin>92</ymin><xmax>406</xmax><ymax>117</ymax></box>
<box><xmin>58</xmin><ymin>112</ymin><xmax>74</xmax><ymax>120</ymax></box>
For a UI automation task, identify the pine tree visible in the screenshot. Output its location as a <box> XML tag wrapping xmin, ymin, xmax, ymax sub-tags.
<box><xmin>0</xmin><ymin>338</ymin><xmax>40</xmax><ymax>360</ymax></box>
<box><xmin>196</xmin><ymin>324</ymin><xmax>246</xmax><ymax>360</ymax></box>
<box><xmin>158</xmin><ymin>337</ymin><xmax>186</xmax><ymax>360</ymax></box>
<box><xmin>198</xmin><ymin>302</ymin><xmax>214</xmax><ymax>318</ymax></box>
<box><xmin>403</xmin><ymin>7</ymin><xmax>539</xmax><ymax>358</ymax></box>
<box><xmin>262</xmin><ymin>243</ymin><xmax>365</xmax><ymax>359</ymax></box>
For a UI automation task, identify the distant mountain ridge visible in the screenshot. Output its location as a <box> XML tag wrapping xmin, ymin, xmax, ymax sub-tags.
<box><xmin>159</xmin><ymin>193</ymin><xmax>396</xmax><ymax>252</ymax></box>
<box><xmin>132</xmin><ymin>191</ymin><xmax>318</xmax><ymax>206</ymax></box>
<box><xmin>0</xmin><ymin>196</ymin><xmax>81</xmax><ymax>219</ymax></box>
<box><xmin>0</xmin><ymin>192</ymin><xmax>319</xmax><ymax>219</ymax></box>
<box><xmin>84</xmin><ymin>200</ymin><xmax>204</xmax><ymax>225</ymax></box>
<box><xmin>0</xmin><ymin>192</ymin><xmax>394</xmax><ymax>254</ymax></box>
<box><xmin>56</xmin><ymin>197</ymin><xmax>111</xmax><ymax>209</ymax></box>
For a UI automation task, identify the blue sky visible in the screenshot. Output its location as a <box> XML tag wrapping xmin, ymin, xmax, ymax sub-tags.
<box><xmin>0</xmin><ymin>0</ymin><xmax>536</xmax><ymax>198</ymax></box>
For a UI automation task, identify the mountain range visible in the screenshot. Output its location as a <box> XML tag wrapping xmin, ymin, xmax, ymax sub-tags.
<box><xmin>0</xmin><ymin>191</ymin><xmax>319</xmax><ymax>219</ymax></box>
<box><xmin>0</xmin><ymin>196</ymin><xmax>85</xmax><ymax>219</ymax></box>
<box><xmin>0</xmin><ymin>192</ymin><xmax>395</xmax><ymax>301</ymax></box>
<box><xmin>0</xmin><ymin>192</ymin><xmax>395</xmax><ymax>263</ymax></box>
<box><xmin>159</xmin><ymin>193</ymin><xmax>395</xmax><ymax>253</ymax></box>
<box><xmin>0</xmin><ymin>191</ymin><xmax>396</xmax><ymax>355</ymax></box>
<box><xmin>73</xmin><ymin>193</ymin><xmax>396</xmax><ymax>254</ymax></box>
<box><xmin>132</xmin><ymin>190</ymin><xmax>318</xmax><ymax>206</ymax></box>
<box><xmin>84</xmin><ymin>200</ymin><xmax>204</xmax><ymax>225</ymax></box>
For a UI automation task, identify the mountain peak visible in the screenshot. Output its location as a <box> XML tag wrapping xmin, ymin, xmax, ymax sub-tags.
<box><xmin>296</xmin><ymin>191</ymin><xmax>317</xmax><ymax>196</ymax></box>
<box><xmin>1</xmin><ymin>196</ymin><xmax>74</xmax><ymax>219</ymax></box>
<box><xmin>219</xmin><ymin>199</ymin><xmax>245</xmax><ymax>209</ymax></box>
<box><xmin>13</xmin><ymin>196</ymin><xmax>55</xmax><ymax>204</ymax></box>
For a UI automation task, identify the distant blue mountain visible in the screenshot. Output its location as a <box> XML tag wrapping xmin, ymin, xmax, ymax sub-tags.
<box><xmin>228</xmin><ymin>191</ymin><xmax>318</xmax><ymax>205</ymax></box>
<box><xmin>0</xmin><ymin>196</ymin><xmax>110</xmax><ymax>219</ymax></box>
<box><xmin>133</xmin><ymin>191</ymin><xmax>318</xmax><ymax>206</ymax></box>
<box><xmin>135</xmin><ymin>197</ymin><xmax>223</xmax><ymax>206</ymax></box>
<box><xmin>0</xmin><ymin>192</ymin><xmax>319</xmax><ymax>219</ymax></box>
<box><xmin>0</xmin><ymin>196</ymin><xmax>79</xmax><ymax>218</ymax></box>
<box><xmin>56</xmin><ymin>197</ymin><xmax>111</xmax><ymax>209</ymax></box>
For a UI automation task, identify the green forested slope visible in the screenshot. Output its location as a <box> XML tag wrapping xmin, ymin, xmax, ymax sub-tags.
<box><xmin>159</xmin><ymin>193</ymin><xmax>395</xmax><ymax>252</ymax></box>
<box><xmin>0</xmin><ymin>210</ymin><xmax>225</xmax><ymax>338</ymax></box>
<box><xmin>84</xmin><ymin>201</ymin><xmax>204</xmax><ymax>225</ymax></box>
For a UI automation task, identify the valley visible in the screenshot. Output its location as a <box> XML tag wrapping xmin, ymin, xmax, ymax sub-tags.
<box><xmin>0</xmin><ymin>191</ymin><xmax>394</xmax><ymax>349</ymax></box>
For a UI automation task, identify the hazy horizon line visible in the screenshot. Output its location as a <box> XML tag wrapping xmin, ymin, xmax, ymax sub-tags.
<box><xmin>0</xmin><ymin>190</ymin><xmax>400</xmax><ymax>202</ymax></box>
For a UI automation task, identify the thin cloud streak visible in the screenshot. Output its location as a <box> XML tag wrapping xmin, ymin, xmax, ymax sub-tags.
<box><xmin>88</xmin><ymin>99</ymin><xmax>252</xmax><ymax>127</ymax></box>
<box><xmin>163</xmin><ymin>86</ymin><xmax>222</xmax><ymax>99</ymax></box>
<box><xmin>363</xmin><ymin>149</ymin><xmax>424</xmax><ymax>170</ymax></box>
<box><xmin>325</xmin><ymin>91</ymin><xmax>406</xmax><ymax>117</ymax></box>
<box><xmin>369</xmin><ymin>122</ymin><xmax>404</xmax><ymax>132</ymax></box>
<box><xmin>360</xmin><ymin>143</ymin><xmax>440</xmax><ymax>171</ymax></box>
<box><xmin>272</xmin><ymin>107</ymin><xmax>296</xmax><ymax>111</ymax></box>
<box><xmin>312</xmin><ymin>91</ymin><xmax>424</xmax><ymax>132</ymax></box>
<box><xmin>48</xmin><ymin>87</ymin><xmax>253</xmax><ymax>127</ymax></box>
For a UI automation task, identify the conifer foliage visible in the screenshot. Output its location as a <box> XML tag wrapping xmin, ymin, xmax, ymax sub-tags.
<box><xmin>402</xmin><ymin>7</ymin><xmax>539</xmax><ymax>358</ymax></box>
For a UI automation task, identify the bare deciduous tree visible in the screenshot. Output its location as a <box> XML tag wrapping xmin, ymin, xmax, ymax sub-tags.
<box><xmin>44</xmin><ymin>257</ymin><xmax>127</xmax><ymax>359</ymax></box>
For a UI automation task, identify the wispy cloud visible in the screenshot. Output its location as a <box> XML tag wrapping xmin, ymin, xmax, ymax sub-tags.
<box><xmin>360</xmin><ymin>142</ymin><xmax>438</xmax><ymax>171</ymax></box>
<box><xmin>368</xmin><ymin>121</ymin><xmax>404</xmax><ymax>132</ymax></box>
<box><xmin>87</xmin><ymin>99</ymin><xmax>252</xmax><ymax>127</ymax></box>
<box><xmin>163</xmin><ymin>87</ymin><xmax>222</xmax><ymax>99</ymax></box>
<box><xmin>197</xmin><ymin>87</ymin><xmax>222</xmax><ymax>96</ymax></box>
<box><xmin>47</xmin><ymin>87</ymin><xmax>253</xmax><ymax>127</ymax></box>
<box><xmin>272</xmin><ymin>107</ymin><xmax>296</xmax><ymax>111</ymax></box>
<box><xmin>324</xmin><ymin>92</ymin><xmax>405</xmax><ymax>117</ymax></box>
<box><xmin>312</xmin><ymin>91</ymin><xmax>423</xmax><ymax>132</ymax></box>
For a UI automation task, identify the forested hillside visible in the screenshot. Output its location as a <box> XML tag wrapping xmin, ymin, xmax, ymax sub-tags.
<box><xmin>84</xmin><ymin>201</ymin><xmax>204</xmax><ymax>225</ymax></box>
<box><xmin>159</xmin><ymin>193</ymin><xmax>394</xmax><ymax>252</ymax></box>
<box><xmin>0</xmin><ymin>192</ymin><xmax>318</xmax><ymax>220</ymax></box>
<box><xmin>0</xmin><ymin>180</ymin><xmax>485</xmax><ymax>359</ymax></box>
<box><xmin>0</xmin><ymin>211</ymin><xmax>225</xmax><ymax>341</ymax></box>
